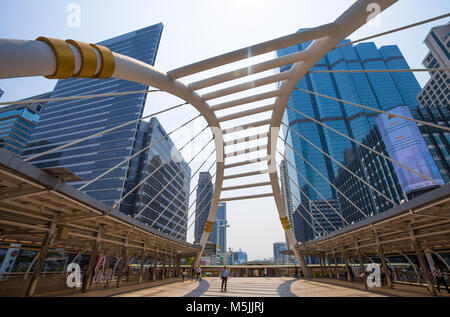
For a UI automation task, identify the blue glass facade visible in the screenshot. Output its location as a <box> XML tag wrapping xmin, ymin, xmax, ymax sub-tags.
<box><xmin>23</xmin><ymin>24</ymin><xmax>163</xmax><ymax>209</ymax></box>
<box><xmin>278</xmin><ymin>31</ymin><xmax>424</xmax><ymax>240</ymax></box>
<box><xmin>334</xmin><ymin>126</ymin><xmax>406</xmax><ymax>224</ymax></box>
<box><xmin>232</xmin><ymin>249</ymin><xmax>247</xmax><ymax>265</ymax></box>
<box><xmin>215</xmin><ymin>202</ymin><xmax>227</xmax><ymax>253</ymax></box>
<box><xmin>130</xmin><ymin>118</ymin><xmax>191</xmax><ymax>240</ymax></box>
<box><xmin>0</xmin><ymin>92</ymin><xmax>49</xmax><ymax>156</ymax></box>
<box><xmin>273</xmin><ymin>242</ymin><xmax>287</xmax><ymax>264</ymax></box>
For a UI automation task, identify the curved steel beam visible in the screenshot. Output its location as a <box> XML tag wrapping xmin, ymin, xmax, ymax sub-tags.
<box><xmin>0</xmin><ymin>38</ymin><xmax>225</xmax><ymax>265</ymax></box>
<box><xmin>267</xmin><ymin>0</ymin><xmax>398</xmax><ymax>277</ymax></box>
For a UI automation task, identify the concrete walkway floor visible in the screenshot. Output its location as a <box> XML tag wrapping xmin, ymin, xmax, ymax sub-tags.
<box><xmin>54</xmin><ymin>277</ymin><xmax>450</xmax><ymax>297</ymax></box>
<box><xmin>115</xmin><ymin>277</ymin><xmax>384</xmax><ymax>297</ymax></box>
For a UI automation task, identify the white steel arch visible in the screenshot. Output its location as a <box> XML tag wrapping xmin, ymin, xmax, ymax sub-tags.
<box><xmin>0</xmin><ymin>0</ymin><xmax>415</xmax><ymax>276</ymax></box>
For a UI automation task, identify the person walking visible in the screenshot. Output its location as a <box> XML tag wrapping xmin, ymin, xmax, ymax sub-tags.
<box><xmin>196</xmin><ymin>266</ymin><xmax>202</xmax><ymax>281</ymax></box>
<box><xmin>181</xmin><ymin>268</ymin><xmax>186</xmax><ymax>283</ymax></box>
<box><xmin>191</xmin><ymin>267</ymin><xmax>196</xmax><ymax>281</ymax></box>
<box><xmin>433</xmin><ymin>264</ymin><xmax>450</xmax><ymax>293</ymax></box>
<box><xmin>104</xmin><ymin>266</ymin><xmax>113</xmax><ymax>288</ymax></box>
<box><xmin>220</xmin><ymin>266</ymin><xmax>229</xmax><ymax>292</ymax></box>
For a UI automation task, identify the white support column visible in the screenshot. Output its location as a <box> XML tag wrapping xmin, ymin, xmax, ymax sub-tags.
<box><xmin>270</xmin><ymin>169</ymin><xmax>312</xmax><ymax>277</ymax></box>
<box><xmin>266</xmin><ymin>0</ymin><xmax>397</xmax><ymax>281</ymax></box>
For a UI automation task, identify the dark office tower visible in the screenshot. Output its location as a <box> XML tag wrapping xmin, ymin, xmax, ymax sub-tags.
<box><xmin>122</xmin><ymin>118</ymin><xmax>191</xmax><ymax>240</ymax></box>
<box><xmin>278</xmin><ymin>30</ymin><xmax>434</xmax><ymax>237</ymax></box>
<box><xmin>23</xmin><ymin>24</ymin><xmax>163</xmax><ymax>209</ymax></box>
<box><xmin>0</xmin><ymin>92</ymin><xmax>50</xmax><ymax>156</ymax></box>
<box><xmin>410</xmin><ymin>106</ymin><xmax>450</xmax><ymax>184</ymax></box>
<box><xmin>417</xmin><ymin>23</ymin><xmax>449</xmax><ymax>108</ymax></box>
<box><xmin>293</xmin><ymin>184</ymin><xmax>314</xmax><ymax>242</ymax></box>
<box><xmin>194</xmin><ymin>172</ymin><xmax>213</xmax><ymax>244</ymax></box>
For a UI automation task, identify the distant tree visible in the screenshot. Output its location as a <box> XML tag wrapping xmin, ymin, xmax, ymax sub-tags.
<box><xmin>185</xmin><ymin>257</ymin><xmax>194</xmax><ymax>266</ymax></box>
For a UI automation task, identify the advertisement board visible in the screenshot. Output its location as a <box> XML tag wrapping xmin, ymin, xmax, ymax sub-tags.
<box><xmin>375</xmin><ymin>106</ymin><xmax>444</xmax><ymax>194</ymax></box>
<box><xmin>0</xmin><ymin>243</ymin><xmax>21</xmax><ymax>280</ymax></box>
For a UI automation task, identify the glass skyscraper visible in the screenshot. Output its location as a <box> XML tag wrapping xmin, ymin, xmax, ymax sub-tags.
<box><xmin>215</xmin><ymin>202</ymin><xmax>228</xmax><ymax>253</ymax></box>
<box><xmin>194</xmin><ymin>171</ymin><xmax>213</xmax><ymax>244</ymax></box>
<box><xmin>278</xmin><ymin>31</ymin><xmax>432</xmax><ymax>240</ymax></box>
<box><xmin>412</xmin><ymin>106</ymin><xmax>450</xmax><ymax>183</ymax></box>
<box><xmin>130</xmin><ymin>118</ymin><xmax>191</xmax><ymax>240</ymax></box>
<box><xmin>334</xmin><ymin>126</ymin><xmax>406</xmax><ymax>224</ymax></box>
<box><xmin>0</xmin><ymin>92</ymin><xmax>49</xmax><ymax>156</ymax></box>
<box><xmin>23</xmin><ymin>24</ymin><xmax>164</xmax><ymax>209</ymax></box>
<box><xmin>273</xmin><ymin>242</ymin><xmax>288</xmax><ymax>264</ymax></box>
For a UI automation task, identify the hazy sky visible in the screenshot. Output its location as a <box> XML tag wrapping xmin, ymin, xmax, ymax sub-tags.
<box><xmin>1</xmin><ymin>0</ymin><xmax>449</xmax><ymax>260</ymax></box>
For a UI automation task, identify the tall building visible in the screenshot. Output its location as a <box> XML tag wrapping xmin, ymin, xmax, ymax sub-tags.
<box><xmin>417</xmin><ymin>23</ymin><xmax>449</xmax><ymax>108</ymax></box>
<box><xmin>415</xmin><ymin>24</ymin><xmax>450</xmax><ymax>183</ymax></box>
<box><xmin>0</xmin><ymin>92</ymin><xmax>50</xmax><ymax>156</ymax></box>
<box><xmin>23</xmin><ymin>24</ymin><xmax>164</xmax><ymax>210</ymax></box>
<box><xmin>280</xmin><ymin>159</ymin><xmax>294</xmax><ymax>248</ymax></box>
<box><xmin>280</xmin><ymin>159</ymin><xmax>294</xmax><ymax>228</ymax></box>
<box><xmin>215</xmin><ymin>202</ymin><xmax>228</xmax><ymax>253</ymax></box>
<box><xmin>334</xmin><ymin>126</ymin><xmax>406</xmax><ymax>224</ymax></box>
<box><xmin>411</xmin><ymin>106</ymin><xmax>450</xmax><ymax>183</ymax></box>
<box><xmin>335</xmin><ymin>106</ymin><xmax>448</xmax><ymax>225</ymax></box>
<box><xmin>273</xmin><ymin>242</ymin><xmax>288</xmax><ymax>264</ymax></box>
<box><xmin>232</xmin><ymin>249</ymin><xmax>248</xmax><ymax>265</ymax></box>
<box><xmin>129</xmin><ymin>118</ymin><xmax>191</xmax><ymax>240</ymax></box>
<box><xmin>194</xmin><ymin>171</ymin><xmax>214</xmax><ymax>244</ymax></box>
<box><xmin>278</xmin><ymin>31</ymin><xmax>434</xmax><ymax>240</ymax></box>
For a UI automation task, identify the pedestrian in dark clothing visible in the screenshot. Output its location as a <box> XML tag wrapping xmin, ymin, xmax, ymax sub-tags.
<box><xmin>349</xmin><ymin>267</ymin><xmax>354</xmax><ymax>281</ymax></box>
<box><xmin>433</xmin><ymin>265</ymin><xmax>450</xmax><ymax>293</ymax></box>
<box><xmin>181</xmin><ymin>269</ymin><xmax>186</xmax><ymax>283</ymax></box>
<box><xmin>220</xmin><ymin>266</ymin><xmax>229</xmax><ymax>292</ymax></box>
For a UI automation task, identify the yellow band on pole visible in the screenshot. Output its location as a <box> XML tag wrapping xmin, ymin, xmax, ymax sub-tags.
<box><xmin>36</xmin><ymin>37</ymin><xmax>75</xmax><ymax>79</ymax></box>
<box><xmin>90</xmin><ymin>44</ymin><xmax>115</xmax><ymax>78</ymax></box>
<box><xmin>65</xmin><ymin>40</ymin><xmax>98</xmax><ymax>78</ymax></box>
<box><xmin>282</xmin><ymin>223</ymin><xmax>292</xmax><ymax>230</ymax></box>
<box><xmin>204</xmin><ymin>221</ymin><xmax>214</xmax><ymax>233</ymax></box>
<box><xmin>280</xmin><ymin>217</ymin><xmax>291</xmax><ymax>230</ymax></box>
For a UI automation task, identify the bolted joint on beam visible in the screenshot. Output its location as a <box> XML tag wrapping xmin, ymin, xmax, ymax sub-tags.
<box><xmin>36</xmin><ymin>37</ymin><xmax>115</xmax><ymax>79</ymax></box>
